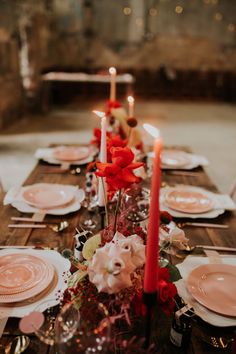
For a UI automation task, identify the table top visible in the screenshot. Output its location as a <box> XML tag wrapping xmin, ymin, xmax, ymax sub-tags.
<box><xmin>41</xmin><ymin>72</ymin><xmax>135</xmax><ymax>83</ymax></box>
<box><xmin>0</xmin><ymin>150</ymin><xmax>236</xmax><ymax>354</ymax></box>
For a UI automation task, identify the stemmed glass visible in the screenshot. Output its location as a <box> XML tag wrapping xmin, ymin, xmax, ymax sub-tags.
<box><xmin>32</xmin><ymin>300</ymin><xmax>80</xmax><ymax>347</ymax></box>
<box><xmin>55</xmin><ymin>301</ymin><xmax>111</xmax><ymax>353</ymax></box>
<box><xmin>122</xmin><ymin>184</ymin><xmax>150</xmax><ymax>224</ymax></box>
<box><xmin>79</xmin><ymin>172</ymin><xmax>99</xmax><ymax>232</ymax></box>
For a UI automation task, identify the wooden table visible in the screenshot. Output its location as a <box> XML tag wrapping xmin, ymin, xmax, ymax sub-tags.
<box><xmin>40</xmin><ymin>72</ymin><xmax>135</xmax><ymax>112</ymax></box>
<box><xmin>0</xmin><ymin>155</ymin><xmax>236</xmax><ymax>353</ymax></box>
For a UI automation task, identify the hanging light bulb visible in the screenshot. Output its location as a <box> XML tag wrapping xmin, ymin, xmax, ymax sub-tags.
<box><xmin>123</xmin><ymin>7</ymin><xmax>132</xmax><ymax>15</ymax></box>
<box><xmin>175</xmin><ymin>5</ymin><xmax>184</xmax><ymax>14</ymax></box>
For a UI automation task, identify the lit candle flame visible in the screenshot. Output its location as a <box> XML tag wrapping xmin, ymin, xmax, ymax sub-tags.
<box><xmin>92</xmin><ymin>110</ymin><xmax>106</xmax><ymax>118</ymax></box>
<box><xmin>127</xmin><ymin>95</ymin><xmax>134</xmax><ymax>104</ymax></box>
<box><xmin>143</xmin><ymin>123</ymin><xmax>160</xmax><ymax>139</ymax></box>
<box><xmin>109</xmin><ymin>67</ymin><xmax>117</xmax><ymax>75</ymax></box>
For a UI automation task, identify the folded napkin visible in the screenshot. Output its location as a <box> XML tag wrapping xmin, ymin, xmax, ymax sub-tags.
<box><xmin>176</xmin><ymin>255</ymin><xmax>236</xmax><ymax>327</ymax></box>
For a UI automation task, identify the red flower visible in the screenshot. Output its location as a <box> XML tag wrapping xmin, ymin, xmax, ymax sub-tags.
<box><xmin>96</xmin><ymin>147</ymin><xmax>144</xmax><ymax>191</ymax></box>
<box><xmin>105</xmin><ymin>99</ymin><xmax>122</xmax><ymax>115</ymax></box>
<box><xmin>107</xmin><ymin>135</ymin><xmax>127</xmax><ymax>162</ymax></box>
<box><xmin>157</xmin><ymin>267</ymin><xmax>177</xmax><ymax>316</ymax></box>
<box><xmin>91</xmin><ymin>128</ymin><xmax>111</xmax><ymax>148</ymax></box>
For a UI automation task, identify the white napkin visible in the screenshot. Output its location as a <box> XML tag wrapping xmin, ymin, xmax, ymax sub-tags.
<box><xmin>176</xmin><ymin>255</ymin><xmax>236</xmax><ymax>327</ymax></box>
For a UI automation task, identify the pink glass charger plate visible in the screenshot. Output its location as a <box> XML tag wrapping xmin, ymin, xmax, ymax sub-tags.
<box><xmin>0</xmin><ymin>254</ymin><xmax>55</xmax><ymax>303</ymax></box>
<box><xmin>0</xmin><ymin>254</ymin><xmax>51</xmax><ymax>295</ymax></box>
<box><xmin>187</xmin><ymin>264</ymin><xmax>236</xmax><ymax>317</ymax></box>
<box><xmin>161</xmin><ymin>150</ymin><xmax>190</xmax><ymax>168</ymax></box>
<box><xmin>22</xmin><ymin>184</ymin><xmax>75</xmax><ymax>209</ymax></box>
<box><xmin>52</xmin><ymin>146</ymin><xmax>90</xmax><ymax>162</ymax></box>
<box><xmin>164</xmin><ymin>188</ymin><xmax>214</xmax><ymax>214</ymax></box>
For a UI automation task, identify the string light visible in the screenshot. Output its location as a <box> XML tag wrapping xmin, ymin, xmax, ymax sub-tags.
<box><xmin>149</xmin><ymin>8</ymin><xmax>158</xmax><ymax>17</ymax></box>
<box><xmin>120</xmin><ymin>2</ymin><xmax>234</xmax><ymax>40</ymax></box>
<box><xmin>228</xmin><ymin>23</ymin><xmax>235</xmax><ymax>32</ymax></box>
<box><xmin>175</xmin><ymin>5</ymin><xmax>184</xmax><ymax>14</ymax></box>
<box><xmin>123</xmin><ymin>7</ymin><xmax>131</xmax><ymax>16</ymax></box>
<box><xmin>214</xmin><ymin>12</ymin><xmax>223</xmax><ymax>21</ymax></box>
<box><xmin>136</xmin><ymin>18</ymin><xmax>144</xmax><ymax>27</ymax></box>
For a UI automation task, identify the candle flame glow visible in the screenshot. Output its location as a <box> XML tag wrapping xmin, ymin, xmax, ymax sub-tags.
<box><xmin>127</xmin><ymin>95</ymin><xmax>134</xmax><ymax>104</ymax></box>
<box><xmin>143</xmin><ymin>123</ymin><xmax>160</xmax><ymax>139</ymax></box>
<box><xmin>109</xmin><ymin>67</ymin><xmax>117</xmax><ymax>75</ymax></box>
<box><xmin>92</xmin><ymin>110</ymin><xmax>106</xmax><ymax>118</ymax></box>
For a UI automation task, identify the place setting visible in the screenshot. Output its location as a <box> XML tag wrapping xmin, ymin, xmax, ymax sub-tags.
<box><xmin>175</xmin><ymin>253</ymin><xmax>236</xmax><ymax>329</ymax></box>
<box><xmin>0</xmin><ymin>248</ymin><xmax>70</xmax><ymax>325</ymax></box>
<box><xmin>35</xmin><ymin>145</ymin><xmax>98</xmax><ymax>173</ymax></box>
<box><xmin>160</xmin><ymin>184</ymin><xmax>236</xmax><ymax>219</ymax></box>
<box><xmin>148</xmin><ymin>149</ymin><xmax>209</xmax><ymax>172</ymax></box>
<box><xmin>3</xmin><ymin>183</ymin><xmax>85</xmax><ymax>228</ymax></box>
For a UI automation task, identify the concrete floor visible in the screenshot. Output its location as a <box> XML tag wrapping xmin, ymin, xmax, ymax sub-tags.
<box><xmin>0</xmin><ymin>99</ymin><xmax>235</xmax><ymax>194</ymax></box>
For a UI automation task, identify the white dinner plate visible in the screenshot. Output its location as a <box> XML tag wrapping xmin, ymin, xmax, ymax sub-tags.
<box><xmin>187</xmin><ymin>264</ymin><xmax>236</xmax><ymax>317</ymax></box>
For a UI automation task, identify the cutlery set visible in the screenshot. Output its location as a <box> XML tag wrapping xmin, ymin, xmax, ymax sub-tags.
<box><xmin>8</xmin><ymin>217</ymin><xmax>69</xmax><ymax>232</ymax></box>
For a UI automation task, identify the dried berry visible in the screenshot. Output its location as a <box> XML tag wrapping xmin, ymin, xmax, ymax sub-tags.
<box><xmin>126</xmin><ymin>117</ymin><xmax>138</xmax><ymax>128</ymax></box>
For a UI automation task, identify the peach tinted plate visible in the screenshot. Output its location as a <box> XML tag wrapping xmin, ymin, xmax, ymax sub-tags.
<box><xmin>0</xmin><ymin>254</ymin><xmax>54</xmax><ymax>300</ymax></box>
<box><xmin>187</xmin><ymin>264</ymin><xmax>236</xmax><ymax>317</ymax></box>
<box><xmin>161</xmin><ymin>150</ymin><xmax>190</xmax><ymax>168</ymax></box>
<box><xmin>164</xmin><ymin>188</ymin><xmax>214</xmax><ymax>214</ymax></box>
<box><xmin>22</xmin><ymin>184</ymin><xmax>74</xmax><ymax>209</ymax></box>
<box><xmin>0</xmin><ymin>254</ymin><xmax>51</xmax><ymax>294</ymax></box>
<box><xmin>53</xmin><ymin>146</ymin><xmax>90</xmax><ymax>162</ymax></box>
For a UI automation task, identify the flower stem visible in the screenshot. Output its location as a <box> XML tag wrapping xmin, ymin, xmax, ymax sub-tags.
<box><xmin>127</xmin><ymin>127</ymin><xmax>132</xmax><ymax>145</ymax></box>
<box><xmin>101</xmin><ymin>177</ymin><xmax>109</xmax><ymax>226</ymax></box>
<box><xmin>113</xmin><ymin>189</ymin><xmax>122</xmax><ymax>235</ymax></box>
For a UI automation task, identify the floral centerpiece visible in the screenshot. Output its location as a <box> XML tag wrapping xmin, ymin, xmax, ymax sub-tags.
<box><xmin>63</xmin><ymin>145</ymin><xmax>183</xmax><ymax>351</ymax></box>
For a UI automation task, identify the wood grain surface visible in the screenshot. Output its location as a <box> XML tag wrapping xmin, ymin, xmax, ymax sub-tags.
<box><xmin>0</xmin><ymin>150</ymin><xmax>235</xmax><ymax>354</ymax></box>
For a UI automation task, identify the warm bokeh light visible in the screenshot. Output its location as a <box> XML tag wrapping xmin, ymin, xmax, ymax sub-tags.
<box><xmin>135</xmin><ymin>18</ymin><xmax>144</xmax><ymax>27</ymax></box>
<box><xmin>109</xmin><ymin>67</ymin><xmax>116</xmax><ymax>75</ymax></box>
<box><xmin>214</xmin><ymin>12</ymin><xmax>223</xmax><ymax>21</ymax></box>
<box><xmin>123</xmin><ymin>7</ymin><xmax>132</xmax><ymax>16</ymax></box>
<box><xmin>127</xmin><ymin>96</ymin><xmax>134</xmax><ymax>104</ymax></box>
<box><xmin>228</xmin><ymin>23</ymin><xmax>235</xmax><ymax>32</ymax></box>
<box><xmin>175</xmin><ymin>5</ymin><xmax>184</xmax><ymax>14</ymax></box>
<box><xmin>149</xmin><ymin>8</ymin><xmax>158</xmax><ymax>17</ymax></box>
